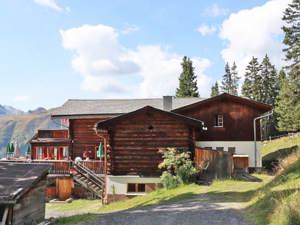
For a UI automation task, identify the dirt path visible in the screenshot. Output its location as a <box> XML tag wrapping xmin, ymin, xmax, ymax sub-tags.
<box><xmin>79</xmin><ymin>196</ymin><xmax>248</xmax><ymax>225</ymax></box>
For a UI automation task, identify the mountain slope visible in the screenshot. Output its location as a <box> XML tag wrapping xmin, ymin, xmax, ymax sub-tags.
<box><xmin>0</xmin><ymin>111</ymin><xmax>60</xmax><ymax>157</ymax></box>
<box><xmin>0</xmin><ymin>105</ymin><xmax>24</xmax><ymax>116</ymax></box>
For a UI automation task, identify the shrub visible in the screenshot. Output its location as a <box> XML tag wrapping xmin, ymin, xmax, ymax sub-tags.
<box><xmin>176</xmin><ymin>160</ymin><xmax>198</xmax><ymax>184</ymax></box>
<box><xmin>160</xmin><ymin>171</ymin><xmax>180</xmax><ymax>189</ymax></box>
<box><xmin>159</xmin><ymin>148</ymin><xmax>198</xmax><ymax>188</ymax></box>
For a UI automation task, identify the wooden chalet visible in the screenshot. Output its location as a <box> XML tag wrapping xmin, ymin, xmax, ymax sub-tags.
<box><xmin>24</xmin><ymin>94</ymin><xmax>272</xmax><ymax>203</ymax></box>
<box><xmin>0</xmin><ymin>163</ymin><xmax>49</xmax><ymax>225</ymax></box>
<box><xmin>95</xmin><ymin>106</ymin><xmax>204</xmax><ymax>202</ymax></box>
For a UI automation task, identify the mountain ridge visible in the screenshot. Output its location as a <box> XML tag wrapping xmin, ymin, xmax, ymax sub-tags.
<box><xmin>0</xmin><ymin>108</ymin><xmax>61</xmax><ymax>157</ymax></box>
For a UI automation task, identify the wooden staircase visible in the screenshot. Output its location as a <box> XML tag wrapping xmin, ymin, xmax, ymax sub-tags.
<box><xmin>73</xmin><ymin>161</ymin><xmax>105</xmax><ymax>199</ymax></box>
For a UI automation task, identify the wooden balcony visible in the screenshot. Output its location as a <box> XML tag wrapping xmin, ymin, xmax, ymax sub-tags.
<box><xmin>1</xmin><ymin>159</ymin><xmax>105</xmax><ymax>175</ymax></box>
<box><xmin>32</xmin><ymin>160</ymin><xmax>72</xmax><ymax>175</ymax></box>
<box><xmin>81</xmin><ymin>160</ymin><xmax>104</xmax><ymax>174</ymax></box>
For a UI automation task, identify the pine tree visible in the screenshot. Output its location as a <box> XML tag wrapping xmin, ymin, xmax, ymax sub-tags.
<box><xmin>275</xmin><ymin>1</ymin><xmax>300</xmax><ymax>132</ymax></box>
<box><xmin>242</xmin><ymin>57</ymin><xmax>261</xmax><ymax>99</ymax></box>
<box><xmin>221</xmin><ymin>62</ymin><xmax>239</xmax><ymax>95</ymax></box>
<box><xmin>221</xmin><ymin>63</ymin><xmax>231</xmax><ymax>94</ymax></box>
<box><xmin>210</xmin><ymin>82</ymin><xmax>219</xmax><ymax>97</ymax></box>
<box><xmin>260</xmin><ymin>54</ymin><xmax>279</xmax><ymax>106</ymax></box>
<box><xmin>278</xmin><ymin>69</ymin><xmax>287</xmax><ymax>87</ymax></box>
<box><xmin>275</xmin><ymin>76</ymin><xmax>298</xmax><ymax>131</ymax></box>
<box><xmin>176</xmin><ymin>56</ymin><xmax>199</xmax><ymax>97</ymax></box>
<box><xmin>282</xmin><ymin>0</ymin><xmax>300</xmax><ymax>67</ymax></box>
<box><xmin>231</xmin><ymin>62</ymin><xmax>240</xmax><ymax>96</ymax></box>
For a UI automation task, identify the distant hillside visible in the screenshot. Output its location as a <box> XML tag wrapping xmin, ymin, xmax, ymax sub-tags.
<box><xmin>0</xmin><ymin>105</ymin><xmax>24</xmax><ymax>116</ymax></box>
<box><xmin>0</xmin><ymin>110</ymin><xmax>61</xmax><ymax>157</ymax></box>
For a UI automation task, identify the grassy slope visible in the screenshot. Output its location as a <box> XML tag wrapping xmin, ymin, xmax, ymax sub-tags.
<box><xmin>246</xmin><ymin>135</ymin><xmax>300</xmax><ymax>225</ymax></box>
<box><xmin>52</xmin><ymin>136</ymin><xmax>300</xmax><ymax>225</ymax></box>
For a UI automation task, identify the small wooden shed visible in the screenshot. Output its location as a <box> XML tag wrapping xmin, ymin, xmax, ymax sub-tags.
<box><xmin>0</xmin><ymin>163</ymin><xmax>50</xmax><ymax>225</ymax></box>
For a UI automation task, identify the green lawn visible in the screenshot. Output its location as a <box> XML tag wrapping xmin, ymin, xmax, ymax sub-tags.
<box><xmin>261</xmin><ymin>135</ymin><xmax>300</xmax><ymax>158</ymax></box>
<box><xmin>52</xmin><ymin>135</ymin><xmax>300</xmax><ymax>225</ymax></box>
<box><xmin>246</xmin><ymin>135</ymin><xmax>300</xmax><ymax>225</ymax></box>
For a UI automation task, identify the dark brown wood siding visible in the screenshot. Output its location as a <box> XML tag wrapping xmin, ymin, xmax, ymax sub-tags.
<box><xmin>109</xmin><ymin>110</ymin><xmax>195</xmax><ymax>176</ymax></box>
<box><xmin>177</xmin><ymin>99</ymin><xmax>266</xmax><ymax>141</ymax></box>
<box><xmin>70</xmin><ymin>118</ymin><xmax>111</xmax><ymax>159</ymax></box>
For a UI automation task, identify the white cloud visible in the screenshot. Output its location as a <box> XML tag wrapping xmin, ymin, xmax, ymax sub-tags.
<box><xmin>205</xmin><ymin>3</ymin><xmax>228</xmax><ymax>17</ymax></box>
<box><xmin>61</xmin><ymin>24</ymin><xmax>212</xmax><ymax>98</ymax></box>
<box><xmin>33</xmin><ymin>0</ymin><xmax>63</xmax><ymax>12</ymax></box>
<box><xmin>121</xmin><ymin>24</ymin><xmax>140</xmax><ymax>35</ymax></box>
<box><xmin>14</xmin><ymin>95</ymin><xmax>30</xmax><ymax>102</ymax></box>
<box><xmin>219</xmin><ymin>0</ymin><xmax>290</xmax><ymax>76</ymax></box>
<box><xmin>197</xmin><ymin>24</ymin><xmax>217</xmax><ymax>36</ymax></box>
<box><xmin>60</xmin><ymin>24</ymin><xmax>140</xmax><ymax>93</ymax></box>
<box><xmin>129</xmin><ymin>46</ymin><xmax>211</xmax><ymax>97</ymax></box>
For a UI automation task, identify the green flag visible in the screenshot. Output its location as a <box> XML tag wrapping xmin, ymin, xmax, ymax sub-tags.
<box><xmin>97</xmin><ymin>143</ymin><xmax>104</xmax><ymax>158</ymax></box>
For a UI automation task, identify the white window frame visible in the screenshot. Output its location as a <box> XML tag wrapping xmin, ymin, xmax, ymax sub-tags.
<box><xmin>214</xmin><ymin>114</ymin><xmax>224</xmax><ymax>127</ymax></box>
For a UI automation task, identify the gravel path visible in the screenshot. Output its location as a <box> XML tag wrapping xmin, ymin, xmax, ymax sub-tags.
<box><xmin>79</xmin><ymin>196</ymin><xmax>248</xmax><ymax>225</ymax></box>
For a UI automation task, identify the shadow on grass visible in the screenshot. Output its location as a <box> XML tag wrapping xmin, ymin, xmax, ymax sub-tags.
<box><xmin>262</xmin><ymin>145</ymin><xmax>299</xmax><ymax>171</ymax></box>
<box><xmin>262</xmin><ymin>157</ymin><xmax>300</xmax><ymax>189</ymax></box>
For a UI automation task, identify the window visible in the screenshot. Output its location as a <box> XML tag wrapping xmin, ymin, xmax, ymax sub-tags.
<box><xmin>216</xmin><ymin>147</ymin><xmax>224</xmax><ymax>151</ymax></box>
<box><xmin>214</xmin><ymin>114</ymin><xmax>223</xmax><ymax>127</ymax></box>
<box><xmin>228</xmin><ymin>147</ymin><xmax>236</xmax><ymax>154</ymax></box>
<box><xmin>204</xmin><ymin>147</ymin><xmax>212</xmax><ymax>150</ymax></box>
<box><xmin>127</xmin><ymin>183</ymin><xmax>145</xmax><ymax>193</ymax></box>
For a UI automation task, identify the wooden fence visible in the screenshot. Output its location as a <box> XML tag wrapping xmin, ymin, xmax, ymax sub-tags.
<box><xmin>194</xmin><ymin>148</ymin><xmax>233</xmax><ymax>179</ymax></box>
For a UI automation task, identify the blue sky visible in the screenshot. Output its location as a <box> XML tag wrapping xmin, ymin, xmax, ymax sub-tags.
<box><xmin>0</xmin><ymin>0</ymin><xmax>289</xmax><ymax>111</ymax></box>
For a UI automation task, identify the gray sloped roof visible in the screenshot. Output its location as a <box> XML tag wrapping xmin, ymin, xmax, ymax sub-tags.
<box><xmin>0</xmin><ymin>162</ymin><xmax>50</xmax><ymax>203</ymax></box>
<box><xmin>51</xmin><ymin>97</ymin><xmax>204</xmax><ymax>117</ymax></box>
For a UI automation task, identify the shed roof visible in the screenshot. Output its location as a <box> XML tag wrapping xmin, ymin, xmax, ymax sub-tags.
<box><xmin>96</xmin><ymin>106</ymin><xmax>204</xmax><ymax>130</ymax></box>
<box><xmin>51</xmin><ymin>97</ymin><xmax>204</xmax><ymax>117</ymax></box>
<box><xmin>0</xmin><ymin>162</ymin><xmax>50</xmax><ymax>203</ymax></box>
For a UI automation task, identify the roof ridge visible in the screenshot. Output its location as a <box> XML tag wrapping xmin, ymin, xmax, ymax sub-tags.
<box><xmin>67</xmin><ymin>98</ymin><xmax>163</xmax><ymax>101</ymax></box>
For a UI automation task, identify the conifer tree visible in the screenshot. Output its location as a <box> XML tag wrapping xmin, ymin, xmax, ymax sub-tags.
<box><xmin>276</xmin><ymin>0</ymin><xmax>300</xmax><ymax>131</ymax></box>
<box><xmin>210</xmin><ymin>82</ymin><xmax>219</xmax><ymax>97</ymax></box>
<box><xmin>282</xmin><ymin>0</ymin><xmax>300</xmax><ymax>67</ymax></box>
<box><xmin>176</xmin><ymin>56</ymin><xmax>199</xmax><ymax>97</ymax></box>
<box><xmin>231</xmin><ymin>62</ymin><xmax>240</xmax><ymax>96</ymax></box>
<box><xmin>260</xmin><ymin>54</ymin><xmax>279</xmax><ymax>106</ymax></box>
<box><xmin>275</xmin><ymin>75</ymin><xmax>298</xmax><ymax>131</ymax></box>
<box><xmin>242</xmin><ymin>57</ymin><xmax>261</xmax><ymax>99</ymax></box>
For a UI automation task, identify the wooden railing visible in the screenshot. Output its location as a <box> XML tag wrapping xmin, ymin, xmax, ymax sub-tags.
<box><xmin>0</xmin><ymin>159</ymin><xmax>104</xmax><ymax>175</ymax></box>
<box><xmin>81</xmin><ymin>160</ymin><xmax>104</xmax><ymax>174</ymax></box>
<box><xmin>32</xmin><ymin>160</ymin><xmax>72</xmax><ymax>174</ymax></box>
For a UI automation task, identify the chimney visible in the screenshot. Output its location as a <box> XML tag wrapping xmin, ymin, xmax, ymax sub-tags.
<box><xmin>163</xmin><ymin>96</ymin><xmax>173</xmax><ymax>111</ymax></box>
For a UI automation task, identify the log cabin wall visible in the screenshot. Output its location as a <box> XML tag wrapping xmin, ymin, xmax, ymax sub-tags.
<box><xmin>108</xmin><ymin>110</ymin><xmax>196</xmax><ymax>176</ymax></box>
<box><xmin>69</xmin><ymin>118</ymin><xmax>111</xmax><ymax>159</ymax></box>
<box><xmin>177</xmin><ymin>99</ymin><xmax>267</xmax><ymax>141</ymax></box>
